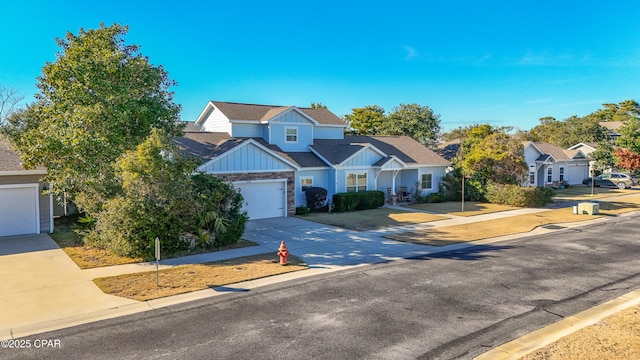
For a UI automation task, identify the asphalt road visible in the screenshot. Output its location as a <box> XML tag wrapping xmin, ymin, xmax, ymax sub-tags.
<box><xmin>5</xmin><ymin>213</ymin><xmax>640</xmax><ymax>360</ymax></box>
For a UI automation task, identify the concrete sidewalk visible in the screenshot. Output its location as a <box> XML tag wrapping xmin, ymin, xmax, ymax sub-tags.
<box><xmin>0</xmin><ymin>196</ymin><xmax>638</xmax><ymax>359</ymax></box>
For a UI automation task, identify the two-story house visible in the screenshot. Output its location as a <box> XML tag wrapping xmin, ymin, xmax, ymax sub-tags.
<box><xmin>174</xmin><ymin>101</ymin><xmax>450</xmax><ymax>219</ymax></box>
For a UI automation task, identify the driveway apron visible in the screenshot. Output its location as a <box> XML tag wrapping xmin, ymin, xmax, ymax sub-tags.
<box><xmin>0</xmin><ymin>234</ymin><xmax>137</xmax><ymax>335</ymax></box>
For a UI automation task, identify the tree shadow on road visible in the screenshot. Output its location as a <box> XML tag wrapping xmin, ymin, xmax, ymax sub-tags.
<box><xmin>407</xmin><ymin>244</ymin><xmax>517</xmax><ymax>261</ymax></box>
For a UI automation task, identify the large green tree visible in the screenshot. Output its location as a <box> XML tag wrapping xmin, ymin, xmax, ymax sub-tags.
<box><xmin>87</xmin><ymin>129</ymin><xmax>247</xmax><ymax>258</ymax></box>
<box><xmin>523</xmin><ymin>115</ymin><xmax>606</xmax><ymax>148</ymax></box>
<box><xmin>345</xmin><ymin>103</ymin><xmax>441</xmax><ymax>147</ymax></box>
<box><xmin>2</xmin><ymin>24</ymin><xmax>181</xmax><ymax>214</ymax></box>
<box><xmin>616</xmin><ymin>117</ymin><xmax>640</xmax><ymax>153</ymax></box>
<box><xmin>345</xmin><ymin>105</ymin><xmax>386</xmax><ymax>135</ymax></box>
<box><xmin>590</xmin><ymin>100</ymin><xmax>640</xmax><ymax>123</ymax></box>
<box><xmin>385</xmin><ymin>103</ymin><xmax>441</xmax><ymax>147</ymax></box>
<box><xmin>589</xmin><ymin>141</ymin><xmax>616</xmax><ymax>172</ymax></box>
<box><xmin>458</xmin><ymin>130</ymin><xmax>527</xmax><ymax>185</ymax></box>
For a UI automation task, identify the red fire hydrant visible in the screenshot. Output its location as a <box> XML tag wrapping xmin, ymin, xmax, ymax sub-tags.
<box><xmin>277</xmin><ymin>241</ymin><xmax>289</xmax><ymax>265</ymax></box>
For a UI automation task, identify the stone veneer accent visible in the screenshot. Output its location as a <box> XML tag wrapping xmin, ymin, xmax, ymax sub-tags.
<box><xmin>215</xmin><ymin>172</ymin><xmax>296</xmax><ymax>216</ymax></box>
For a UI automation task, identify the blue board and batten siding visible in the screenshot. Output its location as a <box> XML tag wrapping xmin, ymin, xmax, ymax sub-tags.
<box><xmin>269</xmin><ymin>123</ymin><xmax>313</xmax><ymax>152</ymax></box>
<box><xmin>270</xmin><ymin>111</ymin><xmax>315</xmax><ymax>152</ymax></box>
<box><xmin>313</xmin><ymin>127</ymin><xmax>344</xmax><ymax>139</ymax></box>
<box><xmin>200</xmin><ymin>142</ymin><xmax>295</xmax><ymax>173</ymax></box>
<box><xmin>342</xmin><ymin>147</ymin><xmax>384</xmax><ymax>167</ymax></box>
<box><xmin>295</xmin><ymin>169</ymin><xmax>330</xmax><ymax>207</ymax></box>
<box><xmin>231</xmin><ymin>123</ymin><xmax>262</xmax><ymax>138</ymax></box>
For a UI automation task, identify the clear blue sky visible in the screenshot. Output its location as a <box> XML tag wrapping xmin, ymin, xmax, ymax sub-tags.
<box><xmin>1</xmin><ymin>1</ymin><xmax>639</xmax><ymax>131</ymax></box>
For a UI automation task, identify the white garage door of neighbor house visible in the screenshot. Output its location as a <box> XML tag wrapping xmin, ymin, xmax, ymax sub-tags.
<box><xmin>568</xmin><ymin>165</ymin><xmax>587</xmax><ymax>184</ymax></box>
<box><xmin>0</xmin><ymin>185</ymin><xmax>39</xmax><ymax>237</ymax></box>
<box><xmin>234</xmin><ymin>180</ymin><xmax>286</xmax><ymax>220</ymax></box>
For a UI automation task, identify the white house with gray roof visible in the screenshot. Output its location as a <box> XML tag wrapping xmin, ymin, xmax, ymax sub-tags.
<box><xmin>0</xmin><ymin>141</ymin><xmax>53</xmax><ymax>236</ymax></box>
<box><xmin>523</xmin><ymin>141</ymin><xmax>591</xmax><ymax>187</ymax></box>
<box><xmin>174</xmin><ymin>101</ymin><xmax>450</xmax><ymax>219</ymax></box>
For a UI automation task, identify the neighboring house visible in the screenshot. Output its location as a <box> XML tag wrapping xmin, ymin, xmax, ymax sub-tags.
<box><xmin>0</xmin><ymin>142</ymin><xmax>53</xmax><ymax>237</ymax></box>
<box><xmin>435</xmin><ymin>139</ymin><xmax>461</xmax><ymax>162</ymax></box>
<box><xmin>174</xmin><ymin>101</ymin><xmax>450</xmax><ymax>220</ymax></box>
<box><xmin>523</xmin><ymin>141</ymin><xmax>591</xmax><ymax>187</ymax></box>
<box><xmin>600</xmin><ymin>121</ymin><xmax>624</xmax><ymax>141</ymax></box>
<box><xmin>567</xmin><ymin>142</ymin><xmax>599</xmax><ymax>175</ymax></box>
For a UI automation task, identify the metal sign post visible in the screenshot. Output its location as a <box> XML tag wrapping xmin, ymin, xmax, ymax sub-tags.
<box><xmin>461</xmin><ymin>175</ymin><xmax>472</xmax><ymax>213</ymax></box>
<box><xmin>155</xmin><ymin>237</ymin><xmax>160</xmax><ymax>287</ymax></box>
<box><xmin>461</xmin><ymin>176</ymin><xmax>465</xmax><ymax>213</ymax></box>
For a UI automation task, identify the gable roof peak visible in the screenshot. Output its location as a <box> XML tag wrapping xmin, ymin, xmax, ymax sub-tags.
<box><xmin>202</xmin><ymin>101</ymin><xmax>346</xmax><ymax>126</ymax></box>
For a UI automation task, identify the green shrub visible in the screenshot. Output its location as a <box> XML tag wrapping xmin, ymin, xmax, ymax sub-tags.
<box><xmin>333</xmin><ymin>190</ymin><xmax>384</xmax><ymax>212</ymax></box>
<box><xmin>465</xmin><ymin>179</ymin><xmax>486</xmax><ymax>201</ymax></box>
<box><xmin>296</xmin><ymin>205</ymin><xmax>311</xmax><ymax>215</ymax></box>
<box><xmin>191</xmin><ymin>174</ymin><xmax>248</xmax><ymax>248</ymax></box>
<box><xmin>485</xmin><ymin>183</ymin><xmax>556</xmax><ymax>207</ymax></box>
<box><xmin>85</xmin><ymin>195</ymin><xmax>191</xmax><ymax>258</ymax></box>
<box><xmin>426</xmin><ymin>192</ymin><xmax>446</xmax><ymax>203</ymax></box>
<box><xmin>356</xmin><ymin>190</ymin><xmax>385</xmax><ymax>210</ymax></box>
<box><xmin>333</xmin><ymin>192</ymin><xmax>361</xmax><ymax>212</ymax></box>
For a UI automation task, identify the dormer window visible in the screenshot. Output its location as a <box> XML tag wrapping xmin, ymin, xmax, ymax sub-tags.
<box><xmin>285</xmin><ymin>127</ymin><xmax>298</xmax><ymax>143</ymax></box>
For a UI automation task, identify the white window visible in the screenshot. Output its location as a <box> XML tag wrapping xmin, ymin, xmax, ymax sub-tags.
<box><xmin>346</xmin><ymin>172</ymin><xmax>367</xmax><ymax>192</ymax></box>
<box><xmin>285</xmin><ymin>127</ymin><xmax>298</xmax><ymax>143</ymax></box>
<box><xmin>547</xmin><ymin>167</ymin><xmax>553</xmax><ymax>183</ymax></box>
<box><xmin>529</xmin><ymin>172</ymin><xmax>535</xmax><ymax>184</ymax></box>
<box><xmin>420</xmin><ymin>173</ymin><xmax>433</xmax><ymax>189</ymax></box>
<box><xmin>559</xmin><ymin>167</ymin><xmax>565</xmax><ymax>182</ymax></box>
<box><xmin>300</xmin><ymin>177</ymin><xmax>313</xmax><ymax>192</ymax></box>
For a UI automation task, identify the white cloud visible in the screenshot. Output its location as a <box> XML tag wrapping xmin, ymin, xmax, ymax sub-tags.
<box><xmin>403</xmin><ymin>45</ymin><xmax>417</xmax><ymax>60</ymax></box>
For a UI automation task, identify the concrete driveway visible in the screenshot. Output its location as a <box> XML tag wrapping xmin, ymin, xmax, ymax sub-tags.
<box><xmin>0</xmin><ymin>234</ymin><xmax>137</xmax><ymax>337</ymax></box>
<box><xmin>243</xmin><ymin>217</ymin><xmax>448</xmax><ymax>266</ymax></box>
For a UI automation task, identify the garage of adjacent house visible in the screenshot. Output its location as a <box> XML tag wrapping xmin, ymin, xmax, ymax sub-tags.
<box><xmin>1</xmin><ymin>143</ymin><xmax>52</xmax><ymax>237</ymax></box>
<box><xmin>0</xmin><ymin>184</ymin><xmax>40</xmax><ymax>237</ymax></box>
<box><xmin>233</xmin><ymin>180</ymin><xmax>287</xmax><ymax>220</ymax></box>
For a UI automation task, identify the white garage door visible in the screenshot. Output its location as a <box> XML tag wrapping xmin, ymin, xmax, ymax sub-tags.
<box><xmin>0</xmin><ymin>185</ymin><xmax>39</xmax><ymax>237</ymax></box>
<box><xmin>568</xmin><ymin>165</ymin><xmax>588</xmax><ymax>185</ymax></box>
<box><xmin>234</xmin><ymin>180</ymin><xmax>286</xmax><ymax>220</ymax></box>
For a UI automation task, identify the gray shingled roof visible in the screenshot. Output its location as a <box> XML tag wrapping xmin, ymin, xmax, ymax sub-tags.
<box><xmin>311</xmin><ymin>136</ymin><xmax>450</xmax><ymax>166</ymax></box>
<box><xmin>0</xmin><ymin>145</ymin><xmax>24</xmax><ymax>171</ymax></box>
<box><xmin>173</xmin><ymin>132</ymin><xmax>327</xmax><ymax>168</ymax></box>
<box><xmin>523</xmin><ymin>141</ymin><xmax>587</xmax><ymax>161</ymax></box>
<box><xmin>210</xmin><ymin>101</ymin><xmax>347</xmax><ymax>126</ymax></box>
<box><xmin>0</xmin><ymin>142</ymin><xmax>46</xmax><ymax>172</ymax></box>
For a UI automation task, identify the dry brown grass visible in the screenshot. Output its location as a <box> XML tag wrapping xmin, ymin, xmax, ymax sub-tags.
<box><xmin>385</xmin><ymin>207</ymin><xmax>584</xmax><ymax>244</ymax></box>
<box><xmin>50</xmin><ymin>216</ymin><xmax>144</xmax><ymax>268</ymax></box>
<box><xmin>520</xmin><ymin>305</ymin><xmax>640</xmax><ymax>360</ymax></box>
<box><xmin>62</xmin><ymin>246</ymin><xmax>144</xmax><ymax>269</ymax></box>
<box><xmin>409</xmin><ymin>201</ymin><xmax>518</xmax><ymax>217</ymax></box>
<box><xmin>298</xmin><ymin>208</ymin><xmax>447</xmax><ymax>231</ymax></box>
<box><xmin>93</xmin><ymin>253</ymin><xmax>307</xmax><ymax>301</ymax></box>
<box><xmin>553</xmin><ymin>185</ymin><xmax>637</xmax><ymax>201</ymax></box>
<box><xmin>387</xmin><ymin>196</ymin><xmax>640</xmax><ymax>244</ymax></box>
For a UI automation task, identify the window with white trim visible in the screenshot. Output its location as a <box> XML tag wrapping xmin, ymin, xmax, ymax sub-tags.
<box><xmin>547</xmin><ymin>167</ymin><xmax>553</xmax><ymax>183</ymax></box>
<box><xmin>346</xmin><ymin>172</ymin><xmax>367</xmax><ymax>192</ymax></box>
<box><xmin>529</xmin><ymin>172</ymin><xmax>535</xmax><ymax>184</ymax></box>
<box><xmin>300</xmin><ymin>177</ymin><xmax>313</xmax><ymax>191</ymax></box>
<box><xmin>420</xmin><ymin>173</ymin><xmax>433</xmax><ymax>189</ymax></box>
<box><xmin>559</xmin><ymin>167</ymin><xmax>565</xmax><ymax>182</ymax></box>
<box><xmin>285</xmin><ymin>127</ymin><xmax>298</xmax><ymax>143</ymax></box>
